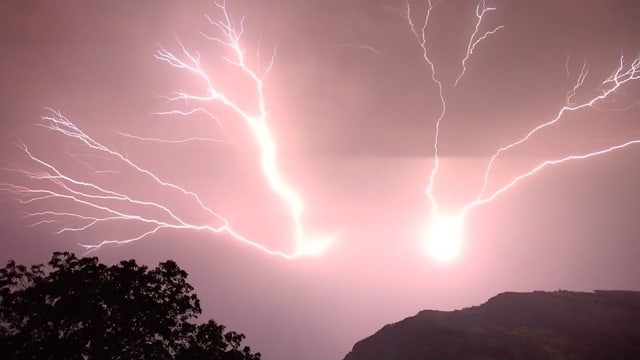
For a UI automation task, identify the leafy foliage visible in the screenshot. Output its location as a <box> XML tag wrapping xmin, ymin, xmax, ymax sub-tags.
<box><xmin>0</xmin><ymin>252</ymin><xmax>261</xmax><ymax>360</ymax></box>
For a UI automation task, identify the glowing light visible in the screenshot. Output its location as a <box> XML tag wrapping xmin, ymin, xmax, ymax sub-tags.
<box><xmin>1</xmin><ymin>2</ymin><xmax>334</xmax><ymax>259</ymax></box>
<box><xmin>425</xmin><ymin>212</ymin><xmax>465</xmax><ymax>263</ymax></box>
<box><xmin>405</xmin><ymin>0</ymin><xmax>640</xmax><ymax>262</ymax></box>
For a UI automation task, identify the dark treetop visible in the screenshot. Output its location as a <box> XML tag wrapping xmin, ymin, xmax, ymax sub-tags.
<box><xmin>0</xmin><ymin>252</ymin><xmax>261</xmax><ymax>360</ymax></box>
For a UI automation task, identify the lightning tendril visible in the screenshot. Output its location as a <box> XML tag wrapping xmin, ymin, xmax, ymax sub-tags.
<box><xmin>405</xmin><ymin>0</ymin><xmax>640</xmax><ymax>262</ymax></box>
<box><xmin>1</xmin><ymin>1</ymin><xmax>333</xmax><ymax>259</ymax></box>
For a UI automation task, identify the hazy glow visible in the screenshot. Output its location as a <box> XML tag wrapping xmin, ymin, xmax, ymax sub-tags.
<box><xmin>425</xmin><ymin>212</ymin><xmax>465</xmax><ymax>263</ymax></box>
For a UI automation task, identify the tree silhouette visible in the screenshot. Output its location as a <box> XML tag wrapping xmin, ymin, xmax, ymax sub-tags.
<box><xmin>0</xmin><ymin>252</ymin><xmax>261</xmax><ymax>360</ymax></box>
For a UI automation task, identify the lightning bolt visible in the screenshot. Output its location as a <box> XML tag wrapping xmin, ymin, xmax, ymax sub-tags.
<box><xmin>405</xmin><ymin>0</ymin><xmax>446</xmax><ymax>217</ymax></box>
<box><xmin>405</xmin><ymin>0</ymin><xmax>640</xmax><ymax>261</ymax></box>
<box><xmin>477</xmin><ymin>55</ymin><xmax>640</xmax><ymax>202</ymax></box>
<box><xmin>3</xmin><ymin>1</ymin><xmax>637</xmax><ymax>262</ymax></box>
<box><xmin>1</xmin><ymin>1</ymin><xmax>333</xmax><ymax>259</ymax></box>
<box><xmin>454</xmin><ymin>0</ymin><xmax>504</xmax><ymax>87</ymax></box>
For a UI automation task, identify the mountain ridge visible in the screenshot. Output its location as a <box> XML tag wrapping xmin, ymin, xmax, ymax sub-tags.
<box><xmin>342</xmin><ymin>290</ymin><xmax>640</xmax><ymax>360</ymax></box>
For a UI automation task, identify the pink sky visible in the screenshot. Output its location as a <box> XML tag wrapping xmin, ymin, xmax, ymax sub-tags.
<box><xmin>1</xmin><ymin>1</ymin><xmax>639</xmax><ymax>359</ymax></box>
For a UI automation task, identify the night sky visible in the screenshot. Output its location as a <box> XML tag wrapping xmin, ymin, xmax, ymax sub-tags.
<box><xmin>1</xmin><ymin>1</ymin><xmax>639</xmax><ymax>360</ymax></box>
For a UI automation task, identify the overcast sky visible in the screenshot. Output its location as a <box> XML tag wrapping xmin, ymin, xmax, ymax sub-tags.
<box><xmin>1</xmin><ymin>1</ymin><xmax>639</xmax><ymax>360</ymax></box>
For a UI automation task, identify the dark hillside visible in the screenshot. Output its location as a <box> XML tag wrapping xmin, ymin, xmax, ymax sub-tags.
<box><xmin>342</xmin><ymin>290</ymin><xmax>640</xmax><ymax>360</ymax></box>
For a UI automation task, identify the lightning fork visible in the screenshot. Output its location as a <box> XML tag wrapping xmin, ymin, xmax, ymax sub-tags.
<box><xmin>2</xmin><ymin>111</ymin><xmax>316</xmax><ymax>258</ymax></box>
<box><xmin>477</xmin><ymin>55</ymin><xmax>640</xmax><ymax>201</ymax></box>
<box><xmin>2</xmin><ymin>2</ymin><xmax>333</xmax><ymax>259</ymax></box>
<box><xmin>154</xmin><ymin>0</ymin><xmax>333</xmax><ymax>257</ymax></box>
<box><xmin>405</xmin><ymin>0</ymin><xmax>446</xmax><ymax>216</ymax></box>
<box><xmin>454</xmin><ymin>0</ymin><xmax>504</xmax><ymax>87</ymax></box>
<box><xmin>405</xmin><ymin>0</ymin><xmax>640</xmax><ymax>261</ymax></box>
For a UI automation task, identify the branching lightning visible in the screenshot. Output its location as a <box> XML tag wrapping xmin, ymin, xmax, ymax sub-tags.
<box><xmin>405</xmin><ymin>0</ymin><xmax>640</xmax><ymax>262</ymax></box>
<box><xmin>454</xmin><ymin>1</ymin><xmax>504</xmax><ymax>87</ymax></box>
<box><xmin>2</xmin><ymin>1</ymin><xmax>638</xmax><ymax>263</ymax></box>
<box><xmin>405</xmin><ymin>0</ymin><xmax>446</xmax><ymax>216</ymax></box>
<box><xmin>1</xmin><ymin>1</ymin><xmax>333</xmax><ymax>259</ymax></box>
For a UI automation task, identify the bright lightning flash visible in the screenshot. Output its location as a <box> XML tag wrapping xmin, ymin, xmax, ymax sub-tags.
<box><xmin>406</xmin><ymin>0</ymin><xmax>640</xmax><ymax>263</ymax></box>
<box><xmin>425</xmin><ymin>211</ymin><xmax>465</xmax><ymax>263</ymax></box>
<box><xmin>1</xmin><ymin>2</ymin><xmax>334</xmax><ymax>259</ymax></box>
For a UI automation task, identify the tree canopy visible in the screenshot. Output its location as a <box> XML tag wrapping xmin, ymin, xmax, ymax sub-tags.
<box><xmin>0</xmin><ymin>252</ymin><xmax>261</xmax><ymax>360</ymax></box>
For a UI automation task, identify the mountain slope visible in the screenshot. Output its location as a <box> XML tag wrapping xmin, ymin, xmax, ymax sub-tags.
<box><xmin>342</xmin><ymin>290</ymin><xmax>640</xmax><ymax>360</ymax></box>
